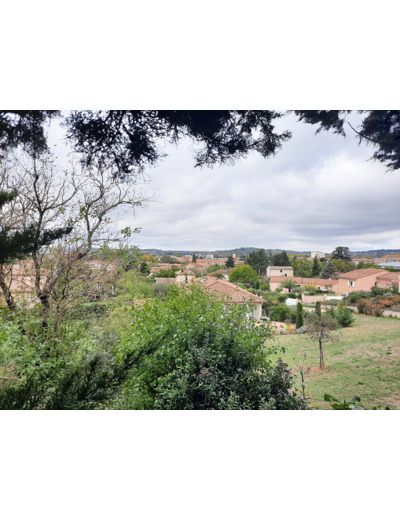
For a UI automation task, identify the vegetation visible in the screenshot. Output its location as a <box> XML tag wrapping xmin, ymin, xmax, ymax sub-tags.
<box><xmin>275</xmin><ymin>314</ymin><xmax>400</xmax><ymax>409</ymax></box>
<box><xmin>296</xmin><ymin>302</ymin><xmax>304</xmax><ymax>329</ymax></box>
<box><xmin>229</xmin><ymin>265</ymin><xmax>258</xmax><ymax>286</ymax></box>
<box><xmin>245</xmin><ymin>249</ymin><xmax>268</xmax><ymax>274</ymax></box>
<box><xmin>225</xmin><ymin>255</ymin><xmax>235</xmax><ymax>268</ymax></box>
<box><xmin>114</xmin><ymin>285</ymin><xmax>306</xmax><ymax>410</ymax></box>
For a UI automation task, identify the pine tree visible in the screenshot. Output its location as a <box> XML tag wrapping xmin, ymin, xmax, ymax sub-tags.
<box><xmin>311</xmin><ymin>257</ymin><xmax>322</xmax><ymax>277</ymax></box>
<box><xmin>192</xmin><ymin>254</ymin><xmax>197</xmax><ymax>263</ymax></box>
<box><xmin>225</xmin><ymin>255</ymin><xmax>235</xmax><ymax>268</ymax></box>
<box><xmin>321</xmin><ymin>262</ymin><xmax>336</xmax><ymax>279</ymax></box>
<box><xmin>331</xmin><ymin>246</ymin><xmax>352</xmax><ymax>263</ymax></box>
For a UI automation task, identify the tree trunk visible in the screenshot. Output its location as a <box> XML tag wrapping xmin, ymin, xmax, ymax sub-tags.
<box><xmin>319</xmin><ymin>339</ymin><xmax>324</xmax><ymax>369</ymax></box>
<box><xmin>0</xmin><ymin>267</ymin><xmax>17</xmax><ymax>314</ymax></box>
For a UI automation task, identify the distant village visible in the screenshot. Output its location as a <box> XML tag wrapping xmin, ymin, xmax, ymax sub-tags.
<box><xmin>2</xmin><ymin>248</ymin><xmax>400</xmax><ymax>327</ymax></box>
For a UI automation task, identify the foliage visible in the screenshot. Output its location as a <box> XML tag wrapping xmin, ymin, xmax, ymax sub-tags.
<box><xmin>246</xmin><ymin>249</ymin><xmax>268</xmax><ymax>274</ymax></box>
<box><xmin>66</xmin><ymin>111</ymin><xmax>291</xmax><ymax>178</ymax></box>
<box><xmin>311</xmin><ymin>257</ymin><xmax>322</xmax><ymax>277</ymax></box>
<box><xmin>159</xmin><ymin>254</ymin><xmax>180</xmax><ymax>264</ymax></box>
<box><xmin>206</xmin><ymin>264</ymin><xmax>222</xmax><ymax>274</ymax></box>
<box><xmin>116</xmin><ymin>285</ymin><xmax>306</xmax><ymax>410</ymax></box>
<box><xmin>330</xmin><ymin>246</ymin><xmax>352</xmax><ymax>263</ymax></box>
<box><xmin>320</xmin><ymin>261</ymin><xmax>336</xmax><ymax>279</ymax></box>
<box><xmin>192</xmin><ymin>254</ymin><xmax>197</xmax><ymax>263</ymax></box>
<box><xmin>296</xmin><ymin>302</ymin><xmax>304</xmax><ymax>329</ymax></box>
<box><xmin>323</xmin><ymin>394</ymin><xmax>365</xmax><ymax>410</ymax></box>
<box><xmin>335</xmin><ymin>306</ymin><xmax>355</xmax><ymax>327</ymax></box>
<box><xmin>139</xmin><ymin>261</ymin><xmax>150</xmax><ymax>274</ymax></box>
<box><xmin>224</xmin><ymin>255</ymin><xmax>234</xmax><ymax>268</ymax></box>
<box><xmin>270</xmin><ymin>251</ymin><xmax>290</xmax><ymax>266</ymax></box>
<box><xmin>280</xmin><ymin>279</ymin><xmax>295</xmax><ymax>290</ymax></box>
<box><xmin>229</xmin><ymin>265</ymin><xmax>258</xmax><ymax>286</ymax></box>
<box><xmin>344</xmin><ymin>291</ymin><xmax>371</xmax><ymax>304</ymax></box>
<box><xmin>292</xmin><ymin>258</ymin><xmax>312</xmax><ymax>277</ymax></box>
<box><xmin>270</xmin><ymin>303</ymin><xmax>293</xmax><ymax>323</ymax></box>
<box><xmin>155</xmin><ymin>267</ymin><xmax>179</xmax><ymax>278</ymax></box>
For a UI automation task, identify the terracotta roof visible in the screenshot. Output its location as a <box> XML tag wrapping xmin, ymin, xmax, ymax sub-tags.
<box><xmin>269</xmin><ymin>276</ymin><xmax>338</xmax><ymax>286</ymax></box>
<box><xmin>336</xmin><ymin>268</ymin><xmax>385</xmax><ymax>280</ymax></box>
<box><xmin>376</xmin><ymin>272</ymin><xmax>400</xmax><ymax>283</ymax></box>
<box><xmin>197</xmin><ymin>276</ymin><xmax>264</xmax><ymax>303</ymax></box>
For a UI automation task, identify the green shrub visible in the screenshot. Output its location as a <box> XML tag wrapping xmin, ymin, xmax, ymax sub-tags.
<box><xmin>335</xmin><ymin>306</ymin><xmax>355</xmax><ymax>327</ymax></box>
<box><xmin>345</xmin><ymin>291</ymin><xmax>370</xmax><ymax>304</ymax></box>
<box><xmin>296</xmin><ymin>302</ymin><xmax>303</xmax><ymax>328</ymax></box>
<box><xmin>116</xmin><ymin>285</ymin><xmax>306</xmax><ymax>410</ymax></box>
<box><xmin>270</xmin><ymin>303</ymin><xmax>293</xmax><ymax>323</ymax></box>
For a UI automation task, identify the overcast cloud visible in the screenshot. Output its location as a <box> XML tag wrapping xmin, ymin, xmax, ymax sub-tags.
<box><xmin>49</xmin><ymin>113</ymin><xmax>400</xmax><ymax>253</ymax></box>
<box><xmin>118</xmin><ymin>113</ymin><xmax>400</xmax><ymax>253</ymax></box>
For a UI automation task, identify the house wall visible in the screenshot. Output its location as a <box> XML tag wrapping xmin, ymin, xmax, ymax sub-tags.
<box><xmin>301</xmin><ymin>294</ymin><xmax>327</xmax><ymax>304</ymax></box>
<box><xmin>266</xmin><ymin>266</ymin><xmax>294</xmax><ymax>277</ymax></box>
<box><xmin>337</xmin><ymin>273</ymin><xmax>381</xmax><ymax>293</ymax></box>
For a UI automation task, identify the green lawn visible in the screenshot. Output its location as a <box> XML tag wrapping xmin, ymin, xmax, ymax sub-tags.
<box><xmin>271</xmin><ymin>314</ymin><xmax>400</xmax><ymax>409</ymax></box>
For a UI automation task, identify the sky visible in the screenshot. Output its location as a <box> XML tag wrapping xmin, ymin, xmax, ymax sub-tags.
<box><xmin>110</xmin><ymin>112</ymin><xmax>400</xmax><ymax>253</ymax></box>
<box><xmin>47</xmin><ymin>112</ymin><xmax>400</xmax><ymax>254</ymax></box>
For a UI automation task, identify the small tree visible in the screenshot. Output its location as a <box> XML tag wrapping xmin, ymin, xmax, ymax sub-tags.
<box><xmin>225</xmin><ymin>254</ymin><xmax>235</xmax><ymax>268</ymax></box>
<box><xmin>229</xmin><ymin>265</ymin><xmax>258</xmax><ymax>286</ymax></box>
<box><xmin>311</xmin><ymin>256</ymin><xmax>322</xmax><ymax>277</ymax></box>
<box><xmin>335</xmin><ymin>305</ymin><xmax>355</xmax><ymax>327</ymax></box>
<box><xmin>306</xmin><ymin>313</ymin><xmax>338</xmax><ymax>369</ymax></box>
<box><xmin>296</xmin><ymin>302</ymin><xmax>304</xmax><ymax>328</ymax></box>
<box><xmin>192</xmin><ymin>254</ymin><xmax>197</xmax><ymax>263</ymax></box>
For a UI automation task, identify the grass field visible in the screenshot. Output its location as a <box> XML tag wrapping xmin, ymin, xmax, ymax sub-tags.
<box><xmin>272</xmin><ymin>314</ymin><xmax>400</xmax><ymax>409</ymax></box>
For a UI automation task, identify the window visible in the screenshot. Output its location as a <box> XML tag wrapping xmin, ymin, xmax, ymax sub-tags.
<box><xmin>348</xmin><ymin>280</ymin><xmax>355</xmax><ymax>287</ymax></box>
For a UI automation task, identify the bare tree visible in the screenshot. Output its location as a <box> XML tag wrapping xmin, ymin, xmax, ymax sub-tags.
<box><xmin>0</xmin><ymin>152</ymin><xmax>150</xmax><ymax>331</ymax></box>
<box><xmin>306</xmin><ymin>313</ymin><xmax>338</xmax><ymax>369</ymax></box>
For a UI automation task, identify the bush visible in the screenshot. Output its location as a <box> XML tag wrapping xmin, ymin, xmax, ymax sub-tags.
<box><xmin>270</xmin><ymin>303</ymin><xmax>293</xmax><ymax>323</ymax></box>
<box><xmin>116</xmin><ymin>285</ymin><xmax>306</xmax><ymax>410</ymax></box>
<box><xmin>345</xmin><ymin>291</ymin><xmax>371</xmax><ymax>304</ymax></box>
<box><xmin>335</xmin><ymin>306</ymin><xmax>355</xmax><ymax>327</ymax></box>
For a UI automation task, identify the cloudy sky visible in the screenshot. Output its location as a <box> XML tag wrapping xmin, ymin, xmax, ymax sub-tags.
<box><xmin>49</xmin><ymin>112</ymin><xmax>400</xmax><ymax>254</ymax></box>
<box><xmin>114</xmin><ymin>112</ymin><xmax>400</xmax><ymax>253</ymax></box>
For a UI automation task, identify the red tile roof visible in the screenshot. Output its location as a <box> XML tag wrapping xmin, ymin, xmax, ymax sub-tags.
<box><xmin>376</xmin><ymin>272</ymin><xmax>400</xmax><ymax>283</ymax></box>
<box><xmin>197</xmin><ymin>276</ymin><xmax>264</xmax><ymax>303</ymax></box>
<box><xmin>336</xmin><ymin>268</ymin><xmax>385</xmax><ymax>280</ymax></box>
<box><xmin>269</xmin><ymin>276</ymin><xmax>338</xmax><ymax>287</ymax></box>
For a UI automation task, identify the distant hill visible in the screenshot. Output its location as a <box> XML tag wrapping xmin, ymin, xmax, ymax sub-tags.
<box><xmin>140</xmin><ymin>247</ymin><xmax>400</xmax><ymax>258</ymax></box>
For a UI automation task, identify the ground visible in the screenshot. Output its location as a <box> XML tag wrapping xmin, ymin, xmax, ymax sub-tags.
<box><xmin>271</xmin><ymin>314</ymin><xmax>400</xmax><ymax>409</ymax></box>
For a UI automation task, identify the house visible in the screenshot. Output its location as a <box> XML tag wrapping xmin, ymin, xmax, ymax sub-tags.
<box><xmin>310</xmin><ymin>251</ymin><xmax>325</xmax><ymax>259</ymax></box>
<box><xmin>197</xmin><ymin>276</ymin><xmax>265</xmax><ymax>320</ymax></box>
<box><xmin>266</xmin><ymin>265</ymin><xmax>294</xmax><ymax>278</ymax></box>
<box><xmin>195</xmin><ymin>258</ymin><xmax>228</xmax><ymax>267</ymax></box>
<box><xmin>269</xmin><ymin>276</ymin><xmax>339</xmax><ymax>293</ymax></box>
<box><xmin>336</xmin><ymin>268</ymin><xmax>394</xmax><ymax>293</ymax></box>
<box><xmin>380</xmin><ymin>254</ymin><xmax>400</xmax><ymax>263</ymax></box>
<box><xmin>375</xmin><ymin>271</ymin><xmax>400</xmax><ymax>291</ymax></box>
